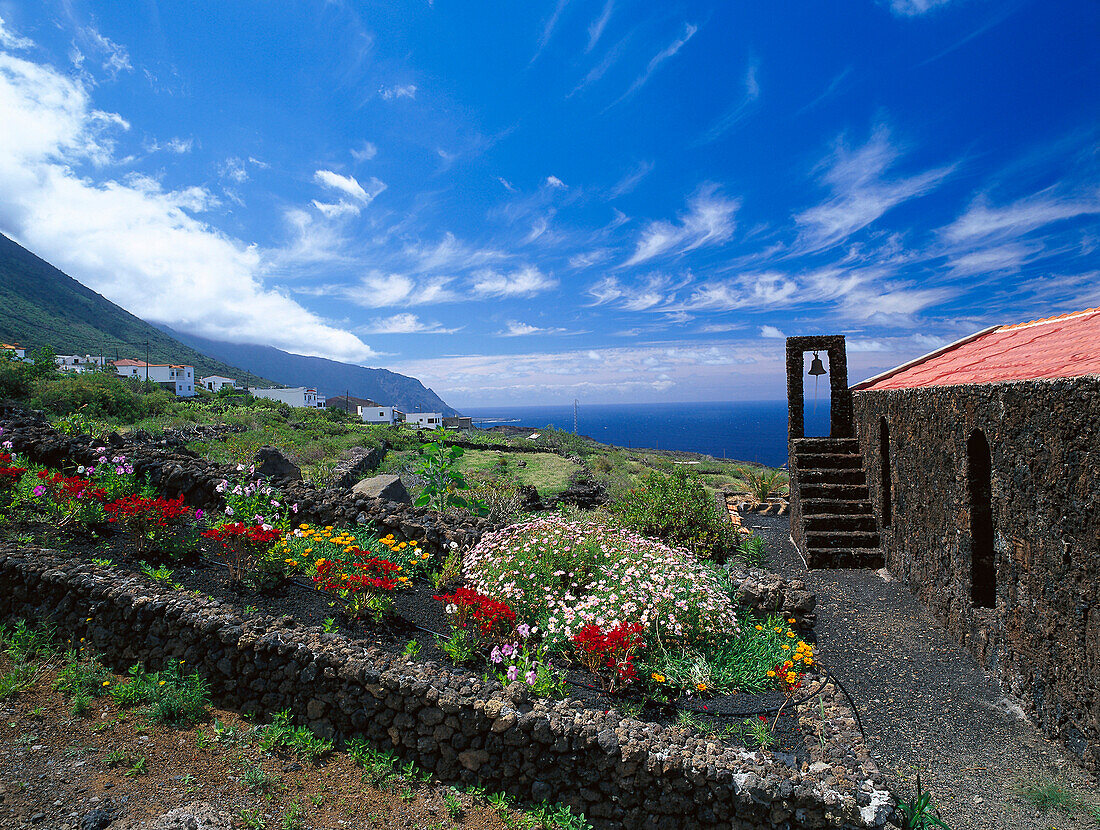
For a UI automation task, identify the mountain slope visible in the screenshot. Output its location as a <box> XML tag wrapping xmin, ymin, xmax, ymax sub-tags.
<box><xmin>160</xmin><ymin>328</ymin><xmax>458</xmax><ymax>416</ymax></box>
<box><xmin>0</xmin><ymin>233</ymin><xmax>273</xmax><ymax>384</ymax></box>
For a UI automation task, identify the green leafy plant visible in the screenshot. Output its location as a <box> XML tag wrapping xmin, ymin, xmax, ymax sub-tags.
<box><xmin>237</xmin><ymin>807</ymin><xmax>266</xmax><ymax>829</ymax></box>
<box><xmin>1018</xmin><ymin>780</ymin><xmax>1079</xmax><ymax>813</ymax></box>
<box><xmin>125</xmin><ymin>756</ymin><xmax>148</xmax><ymax>777</ymax></box>
<box><xmin>108</xmin><ymin>662</ymin><xmax>210</xmax><ymax>725</ymax></box>
<box><xmin>256</xmin><ymin>710</ymin><xmax>333</xmax><ymax>763</ymax></box>
<box><xmin>403</xmin><ymin>638</ymin><xmax>422</xmax><ymax>658</ymax></box>
<box><xmin>432</xmin><ymin>543</ymin><xmax>463</xmax><ymax>592</ymax></box>
<box><xmin>414</xmin><ymin>429</ymin><xmax>487</xmax><ymax>515</ymax></box>
<box><xmin>243</xmin><ymin>763</ymin><xmax>275</xmax><ymax>793</ymax></box>
<box><xmin>738</xmin><ymin>466</ymin><xmax>789</xmax><ymax>504</ymax></box>
<box><xmin>139</xmin><ymin>561</ymin><xmax>175</xmax><ymax>584</ymax></box>
<box><xmin>281</xmin><ymin>801</ymin><xmax>304</xmax><ymax>830</ymax></box>
<box><xmin>742</xmin><ymin>716</ymin><xmax>776</xmax><ymax>749</ymax></box>
<box><xmin>893</xmin><ymin>776</ymin><xmax>952</xmax><ymax>829</ymax></box>
<box><xmin>444</xmin><ymin>789</ymin><xmax>464</xmax><ymax>821</ymax></box>
<box><xmin>439</xmin><ymin>628</ymin><xmax>476</xmax><ymax>665</ymax></box>
<box><xmin>735</xmin><ymin>535</ymin><xmax>767</xmax><ymax>568</ymax></box>
<box><xmin>346</xmin><ymin>737</ymin><xmax>399</xmax><ymax>787</ymax></box>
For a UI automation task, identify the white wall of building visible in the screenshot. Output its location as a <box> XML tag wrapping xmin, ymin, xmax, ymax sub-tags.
<box><xmin>200</xmin><ymin>375</ymin><xmax>237</xmax><ymax>392</ymax></box>
<box><xmin>360</xmin><ymin>405</ymin><xmax>403</xmax><ymax>425</ymax></box>
<box><xmin>406</xmin><ymin>412</ymin><xmax>443</xmax><ymax>428</ymax></box>
<box><xmin>56</xmin><ymin>355</ymin><xmax>108</xmax><ymax>373</ymax></box>
<box><xmin>114</xmin><ymin>362</ymin><xmax>195</xmax><ymax>397</ymax></box>
<box><xmin>250</xmin><ymin>387</ymin><xmax>326</xmax><ymax>408</ymax></box>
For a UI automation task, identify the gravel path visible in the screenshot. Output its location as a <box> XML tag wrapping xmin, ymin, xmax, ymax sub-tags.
<box><xmin>745</xmin><ymin>513</ymin><xmax>1100</xmax><ymax>830</ymax></box>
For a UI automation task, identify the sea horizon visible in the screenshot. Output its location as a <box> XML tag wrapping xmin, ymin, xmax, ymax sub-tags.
<box><xmin>460</xmin><ymin>400</ymin><xmax>832</xmax><ymax>468</ymax></box>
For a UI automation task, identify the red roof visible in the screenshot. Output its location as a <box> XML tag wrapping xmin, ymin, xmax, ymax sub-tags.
<box><xmin>854</xmin><ymin>307</ymin><xmax>1100</xmax><ymax>391</ymax></box>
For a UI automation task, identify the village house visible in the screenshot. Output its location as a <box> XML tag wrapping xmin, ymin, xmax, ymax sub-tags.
<box><xmin>442</xmin><ymin>415</ymin><xmax>473</xmax><ymax>430</ymax></box>
<box><xmin>327</xmin><ymin>394</ymin><xmax>379</xmax><ymax>415</ymax></box>
<box><xmin>785</xmin><ymin>306</ymin><xmax>1100</xmax><ymax>772</ymax></box>
<box><xmin>1</xmin><ymin>343</ymin><xmax>26</xmax><ymax>360</ymax></box>
<box><xmin>360</xmin><ymin>405</ymin><xmax>404</xmax><ymax>425</ymax></box>
<box><xmin>199</xmin><ymin>375</ymin><xmax>237</xmax><ymax>392</ymax></box>
<box><xmin>112</xmin><ymin>359</ymin><xmax>195</xmax><ymax>397</ymax></box>
<box><xmin>405</xmin><ymin>411</ymin><xmax>443</xmax><ymax>429</ymax></box>
<box><xmin>249</xmin><ymin>387</ymin><xmax>326</xmax><ymax>408</ymax></box>
<box><xmin>56</xmin><ymin>354</ymin><xmax>107</xmax><ymax>374</ymax></box>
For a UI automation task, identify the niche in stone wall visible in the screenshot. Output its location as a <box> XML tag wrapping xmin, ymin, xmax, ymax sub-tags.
<box><xmin>968</xmin><ymin>429</ymin><xmax>996</xmax><ymax>608</ymax></box>
<box><xmin>879</xmin><ymin>417</ymin><xmax>892</xmax><ymax>527</ymax></box>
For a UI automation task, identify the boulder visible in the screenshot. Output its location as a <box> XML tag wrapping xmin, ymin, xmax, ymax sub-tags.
<box><xmin>351</xmin><ymin>474</ymin><xmax>411</xmax><ymax>504</ymax></box>
<box><xmin>253</xmin><ymin>446</ymin><xmax>302</xmax><ymax>482</ymax></box>
<box><xmin>516</xmin><ymin>484</ymin><xmax>543</xmax><ymax>512</ymax></box>
<box><xmin>555</xmin><ymin>478</ymin><xmax>608</xmax><ymax>509</ymax></box>
<box><xmin>334</xmin><ymin>445</ymin><xmax>386</xmax><ymax>489</ymax></box>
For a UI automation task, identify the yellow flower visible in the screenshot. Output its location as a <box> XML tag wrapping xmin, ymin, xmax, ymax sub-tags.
<box><xmin>299</xmin><ymin>523</ymin><xmax>309</xmax><ymax>529</ymax></box>
<box><xmin>421</xmin><ymin>552</ymin><xmax>430</xmax><ymax>560</ymax></box>
<box><xmin>158</xmin><ymin>680</ymin><xmax>166</xmax><ymax>686</ymax></box>
<box><xmin>754</xmin><ymin>625</ymin><xmax>763</xmax><ymax>631</ymax></box>
<box><xmin>787</xmin><ymin>618</ymin><xmax>796</xmax><ymax>624</ymax></box>
<box><xmin>766</xmin><ymin>670</ymin><xmax>776</xmax><ymax>677</ymax></box>
<box><xmin>774</xmin><ymin>627</ymin><xmax>782</xmax><ymax>632</ymax></box>
<box><xmin>102</xmin><ymin>681</ymin><xmax>110</xmax><ymax>686</ymax></box>
<box><xmin>695</xmin><ymin>682</ymin><xmax>707</xmax><ymax>692</ymax></box>
<box><xmin>651</xmin><ymin>673</ymin><xmax>666</xmax><ymax>683</ymax></box>
<box><xmin>398</xmin><ymin>576</ymin><xmax>408</xmax><ymax>583</ymax></box>
<box><xmin>324</xmin><ymin>526</ymin><xmax>333</xmax><ymax>531</ymax></box>
<box><xmin>781</xmin><ymin>644</ymin><xmax>790</xmax><ymax>650</ymax></box>
<box><xmin>409</xmin><ymin>540</ymin><xmax>418</xmax><ymax>547</ymax></box>
<box><xmin>786</xmin><ymin>631</ymin><xmax>796</xmax><ymax>638</ymax></box>
<box><xmin>304</xmin><ymin>548</ymin><xmax>313</xmax><ymax>554</ymax></box>
<box><xmin>786</xmin><ymin>672</ymin><xmax>798</xmax><ymax>684</ymax></box>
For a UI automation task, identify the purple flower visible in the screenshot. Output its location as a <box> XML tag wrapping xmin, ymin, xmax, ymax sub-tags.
<box><xmin>490</xmin><ymin>647</ymin><xmax>503</xmax><ymax>665</ymax></box>
<box><xmin>517</xmin><ymin>624</ymin><xmax>531</xmax><ymax>639</ymax></box>
<box><xmin>32</xmin><ymin>485</ymin><xmax>45</xmax><ymax>497</ymax></box>
<box><xmin>501</xmin><ymin>643</ymin><xmax>515</xmax><ymax>658</ymax></box>
<box><xmin>291</xmin><ymin>503</ymin><xmax>298</xmax><ymax>513</ymax></box>
<box><xmin>506</xmin><ymin>665</ymin><xmax>519</xmax><ymax>682</ymax></box>
<box><xmin>225</xmin><ymin>507</ymin><xmax>234</xmax><ymax>516</ymax></box>
<box><xmin>254</xmin><ymin>514</ymin><xmax>263</xmax><ymax>523</ymax></box>
<box><xmin>195</xmin><ymin>509</ymin><xmax>204</xmax><ymax>520</ymax></box>
<box><xmin>115</xmin><ymin>466</ymin><xmax>125</xmax><ymax>475</ymax></box>
<box><xmin>525</xmin><ymin>670</ymin><xmax>537</xmax><ymax>686</ymax></box>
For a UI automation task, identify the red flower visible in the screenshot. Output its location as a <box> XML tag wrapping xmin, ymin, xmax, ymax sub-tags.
<box><xmin>433</xmin><ymin>588</ymin><xmax>516</xmax><ymax>639</ymax></box>
<box><xmin>570</xmin><ymin>622</ymin><xmax>645</xmax><ymax>689</ymax></box>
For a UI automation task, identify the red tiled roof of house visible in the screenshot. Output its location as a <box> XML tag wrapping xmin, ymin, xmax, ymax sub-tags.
<box><xmin>854</xmin><ymin>307</ymin><xmax>1100</xmax><ymax>391</ymax></box>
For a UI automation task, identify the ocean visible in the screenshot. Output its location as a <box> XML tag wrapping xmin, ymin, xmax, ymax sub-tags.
<box><xmin>461</xmin><ymin>400</ymin><xmax>831</xmax><ymax>468</ymax></box>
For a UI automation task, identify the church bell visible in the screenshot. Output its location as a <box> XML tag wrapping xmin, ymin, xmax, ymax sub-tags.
<box><xmin>808</xmin><ymin>351</ymin><xmax>827</xmax><ymax>376</ymax></box>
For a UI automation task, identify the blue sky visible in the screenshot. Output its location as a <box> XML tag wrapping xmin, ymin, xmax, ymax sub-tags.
<box><xmin>0</xmin><ymin>0</ymin><xmax>1097</xmax><ymax>406</ymax></box>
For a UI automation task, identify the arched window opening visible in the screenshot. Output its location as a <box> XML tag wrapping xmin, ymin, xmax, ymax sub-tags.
<box><xmin>879</xmin><ymin>418</ymin><xmax>892</xmax><ymax>527</ymax></box>
<box><xmin>968</xmin><ymin>430</ymin><xmax>995</xmax><ymax>608</ymax></box>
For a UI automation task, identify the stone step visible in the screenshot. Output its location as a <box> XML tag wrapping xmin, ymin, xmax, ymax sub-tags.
<box><xmin>795</xmin><ymin>452</ymin><xmax>864</xmax><ymax>470</ymax></box>
<box><xmin>798</xmin><ymin>468</ymin><xmax>867</xmax><ymax>486</ymax></box>
<box><xmin>798</xmin><ymin>483</ymin><xmax>871</xmax><ymax>501</ymax></box>
<box><xmin>800</xmin><ymin>499</ymin><xmax>875</xmax><ymax>515</ymax></box>
<box><xmin>804</xmin><ymin>514</ymin><xmax>879</xmax><ymax>533</ymax></box>
<box><xmin>793</xmin><ymin>437</ymin><xmax>859</xmax><ymax>454</ymax></box>
<box><xmin>804</xmin><ymin>548</ymin><xmax>886</xmax><ymax>569</ymax></box>
<box><xmin>805</xmin><ymin>530</ymin><xmax>881</xmax><ymax>549</ymax></box>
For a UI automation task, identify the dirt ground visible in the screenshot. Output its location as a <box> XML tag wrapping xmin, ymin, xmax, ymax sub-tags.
<box><xmin>0</xmin><ymin>655</ymin><xmax>543</xmax><ymax>830</ymax></box>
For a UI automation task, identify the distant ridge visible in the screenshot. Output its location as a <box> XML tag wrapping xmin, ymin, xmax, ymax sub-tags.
<box><xmin>160</xmin><ymin>327</ymin><xmax>458</xmax><ymax>416</ymax></box>
<box><xmin>0</xmin><ymin>233</ymin><xmax>273</xmax><ymax>384</ymax></box>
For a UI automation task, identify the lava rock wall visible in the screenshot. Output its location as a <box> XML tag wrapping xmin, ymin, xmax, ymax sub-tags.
<box><xmin>852</xmin><ymin>376</ymin><xmax>1100</xmax><ymax>771</ymax></box>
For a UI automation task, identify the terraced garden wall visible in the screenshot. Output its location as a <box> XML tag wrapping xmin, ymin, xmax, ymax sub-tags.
<box><xmin>0</xmin><ymin>546</ymin><xmax>891</xmax><ymax>830</ymax></box>
<box><xmin>852</xmin><ymin>376</ymin><xmax>1100</xmax><ymax>771</ymax></box>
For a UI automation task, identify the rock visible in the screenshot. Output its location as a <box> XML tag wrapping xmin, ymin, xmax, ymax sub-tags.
<box><xmin>351</xmin><ymin>474</ymin><xmax>411</xmax><ymax>504</ymax></box>
<box><xmin>81</xmin><ymin>809</ymin><xmax>112</xmax><ymax>830</ymax></box>
<box><xmin>555</xmin><ymin>478</ymin><xmax>608</xmax><ymax>509</ymax></box>
<box><xmin>334</xmin><ymin>446</ymin><xmax>386</xmax><ymax>489</ymax></box>
<box><xmin>253</xmin><ymin>446</ymin><xmax>302</xmax><ymax>482</ymax></box>
<box><xmin>148</xmin><ymin>802</ymin><xmax>234</xmax><ymax>830</ymax></box>
<box><xmin>516</xmin><ymin>484</ymin><xmax>543</xmax><ymax>512</ymax></box>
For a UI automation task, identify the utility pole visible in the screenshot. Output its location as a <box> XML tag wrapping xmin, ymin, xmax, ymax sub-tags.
<box><xmin>345</xmin><ymin>389</ymin><xmax>350</xmax><ymax>414</ymax></box>
<box><xmin>144</xmin><ymin>340</ymin><xmax>149</xmax><ymax>383</ymax></box>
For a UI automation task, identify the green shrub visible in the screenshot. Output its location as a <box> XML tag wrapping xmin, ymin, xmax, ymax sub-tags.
<box><xmin>29</xmin><ymin>372</ymin><xmax>173</xmax><ymax>422</ymax></box>
<box><xmin>256</xmin><ymin>710</ymin><xmax>333</xmax><ymax>763</ymax></box>
<box><xmin>609</xmin><ymin>468</ymin><xmax>740</xmax><ymax>560</ymax></box>
<box><xmin>109</xmin><ymin>662</ymin><xmax>210</xmax><ymax>725</ymax></box>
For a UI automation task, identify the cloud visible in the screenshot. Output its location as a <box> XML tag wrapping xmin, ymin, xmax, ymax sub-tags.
<box><xmin>497</xmin><ymin>320</ymin><xmax>574</xmax><ymax>337</ymax></box>
<box><xmin>0</xmin><ymin>16</ymin><xmax>33</xmax><ymax>51</ymax></box>
<box><xmin>794</xmin><ymin>125</ymin><xmax>953</xmax><ymax>252</ymax></box>
<box><xmin>532</xmin><ymin>0</ymin><xmax>570</xmax><ymax>62</ymax></box>
<box><xmin>365</xmin><ymin>313</ymin><xmax>459</xmax><ymax>334</ymax></box>
<box><xmin>545</xmin><ymin>175</ymin><xmax>567</xmax><ymax>189</ymax></box>
<box><xmin>313</xmin><ymin>169</ymin><xmax>385</xmax><ymax>204</ymax></box>
<box><xmin>695</xmin><ymin>58</ymin><xmax>761</xmax><ymax>145</ymax></box>
<box><xmin>609</xmin><ymin>160</ymin><xmax>653</xmax><ymax>198</ymax></box>
<box><xmin>889</xmin><ymin>0</ymin><xmax>956</xmax><ymax>17</ymax></box>
<box><xmin>78</xmin><ymin>27</ymin><xmax>132</xmax><ymax>79</ymax></box>
<box><xmin>340</xmin><ymin>272</ymin><xmax>459</xmax><ymax>308</ymax></box>
<box><xmin>472</xmin><ymin>266</ymin><xmax>557</xmax><ymax>298</ymax></box>
<box><xmin>220</xmin><ymin>157</ymin><xmax>249</xmax><ymax>184</ymax></box>
<box><xmin>379</xmin><ymin>84</ymin><xmax>417</xmax><ymax>100</ymax></box>
<box><xmin>760</xmin><ymin>325</ymin><xmax>785</xmax><ymax>338</ymax></box>
<box><xmin>624</xmin><ymin>183</ymin><xmax>738</xmax><ymax>266</ymax></box>
<box><xmin>942</xmin><ymin>190</ymin><xmax>1100</xmax><ymax>245</ymax></box>
<box><xmin>610</xmin><ymin>22</ymin><xmax>697</xmax><ymax>107</ymax></box>
<box><xmin>497</xmin><ymin>176</ymin><xmax>518</xmax><ymax>192</ymax></box>
<box><xmin>143</xmin><ymin>136</ymin><xmax>193</xmax><ymax>154</ymax></box>
<box><xmin>0</xmin><ymin>48</ymin><xmax>376</xmax><ymax>363</ymax></box>
<box><xmin>587</xmin><ymin>0</ymin><xmax>614</xmax><ymax>52</ymax></box>
<box><xmin>310</xmin><ymin>200</ymin><xmax>362</xmax><ymax>219</ymax></box>
<box><xmin>351</xmin><ymin>141</ymin><xmax>378</xmax><ymax>161</ymax></box>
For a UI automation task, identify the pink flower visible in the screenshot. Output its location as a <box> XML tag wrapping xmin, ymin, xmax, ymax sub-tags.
<box><xmin>525</xmin><ymin>670</ymin><xmax>537</xmax><ymax>685</ymax></box>
<box><xmin>195</xmin><ymin>509</ymin><xmax>204</xmax><ymax>520</ymax></box>
<box><xmin>32</xmin><ymin>485</ymin><xmax>45</xmax><ymax>497</ymax></box>
<box><xmin>506</xmin><ymin>665</ymin><xmax>519</xmax><ymax>682</ymax></box>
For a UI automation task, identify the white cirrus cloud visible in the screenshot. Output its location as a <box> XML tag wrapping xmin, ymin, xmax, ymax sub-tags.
<box><xmin>78</xmin><ymin>26</ymin><xmax>132</xmax><ymax>79</ymax></box>
<box><xmin>472</xmin><ymin>266</ymin><xmax>557</xmax><ymax>298</ymax></box>
<box><xmin>0</xmin><ymin>47</ymin><xmax>377</xmax><ymax>363</ymax></box>
<box><xmin>351</xmin><ymin>141</ymin><xmax>378</xmax><ymax>161</ymax></box>
<box><xmin>795</xmin><ymin>124</ymin><xmax>952</xmax><ymax>252</ymax></box>
<box><xmin>338</xmin><ymin>272</ymin><xmax>460</xmax><ymax>308</ymax></box>
<box><xmin>942</xmin><ymin>190</ymin><xmax>1100</xmax><ymax>245</ymax></box>
<box><xmin>888</xmin><ymin>0</ymin><xmax>955</xmax><ymax>17</ymax></box>
<box><xmin>0</xmin><ymin>17</ymin><xmax>33</xmax><ymax>51</ymax></box>
<box><xmin>545</xmin><ymin>175</ymin><xmax>567</xmax><ymax>189</ymax></box>
<box><xmin>313</xmin><ymin>169</ymin><xmax>385</xmax><ymax>205</ymax></box>
<box><xmin>760</xmin><ymin>325</ymin><xmax>786</xmax><ymax>339</ymax></box>
<box><xmin>611</xmin><ymin>22</ymin><xmax>698</xmax><ymax>107</ymax></box>
<box><xmin>587</xmin><ymin>0</ymin><xmax>614</xmax><ymax>52</ymax></box>
<box><xmin>379</xmin><ymin>83</ymin><xmax>417</xmax><ymax>100</ymax></box>
<box><xmin>624</xmin><ymin>183</ymin><xmax>738</xmax><ymax>266</ymax></box>
<box><xmin>365</xmin><ymin>313</ymin><xmax>459</xmax><ymax>335</ymax></box>
<box><xmin>310</xmin><ymin>200</ymin><xmax>361</xmax><ymax>219</ymax></box>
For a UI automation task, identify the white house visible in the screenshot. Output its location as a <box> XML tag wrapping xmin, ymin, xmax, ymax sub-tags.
<box><xmin>1</xmin><ymin>343</ymin><xmax>26</xmax><ymax>360</ymax></box>
<box><xmin>200</xmin><ymin>375</ymin><xmax>237</xmax><ymax>392</ymax></box>
<box><xmin>406</xmin><ymin>412</ymin><xmax>443</xmax><ymax>429</ymax></box>
<box><xmin>249</xmin><ymin>387</ymin><xmax>327</xmax><ymax>408</ymax></box>
<box><xmin>360</xmin><ymin>405</ymin><xmax>404</xmax><ymax>425</ymax></box>
<box><xmin>112</xmin><ymin>360</ymin><xmax>196</xmax><ymax>397</ymax></box>
<box><xmin>56</xmin><ymin>354</ymin><xmax>107</xmax><ymax>374</ymax></box>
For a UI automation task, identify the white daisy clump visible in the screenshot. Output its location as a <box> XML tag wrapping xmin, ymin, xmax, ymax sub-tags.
<box><xmin>464</xmin><ymin>517</ymin><xmax>739</xmax><ymax>646</ymax></box>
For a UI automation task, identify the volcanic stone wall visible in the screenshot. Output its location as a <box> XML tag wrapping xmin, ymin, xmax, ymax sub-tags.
<box><xmin>0</xmin><ymin>547</ymin><xmax>891</xmax><ymax>830</ymax></box>
<box><xmin>851</xmin><ymin>376</ymin><xmax>1100</xmax><ymax>771</ymax></box>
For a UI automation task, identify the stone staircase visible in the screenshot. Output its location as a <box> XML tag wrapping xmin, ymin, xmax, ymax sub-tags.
<box><xmin>792</xmin><ymin>437</ymin><xmax>884</xmax><ymax>568</ymax></box>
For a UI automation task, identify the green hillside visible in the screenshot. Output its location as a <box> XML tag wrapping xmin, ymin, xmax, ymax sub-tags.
<box><xmin>0</xmin><ymin>233</ymin><xmax>272</xmax><ymax>384</ymax></box>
